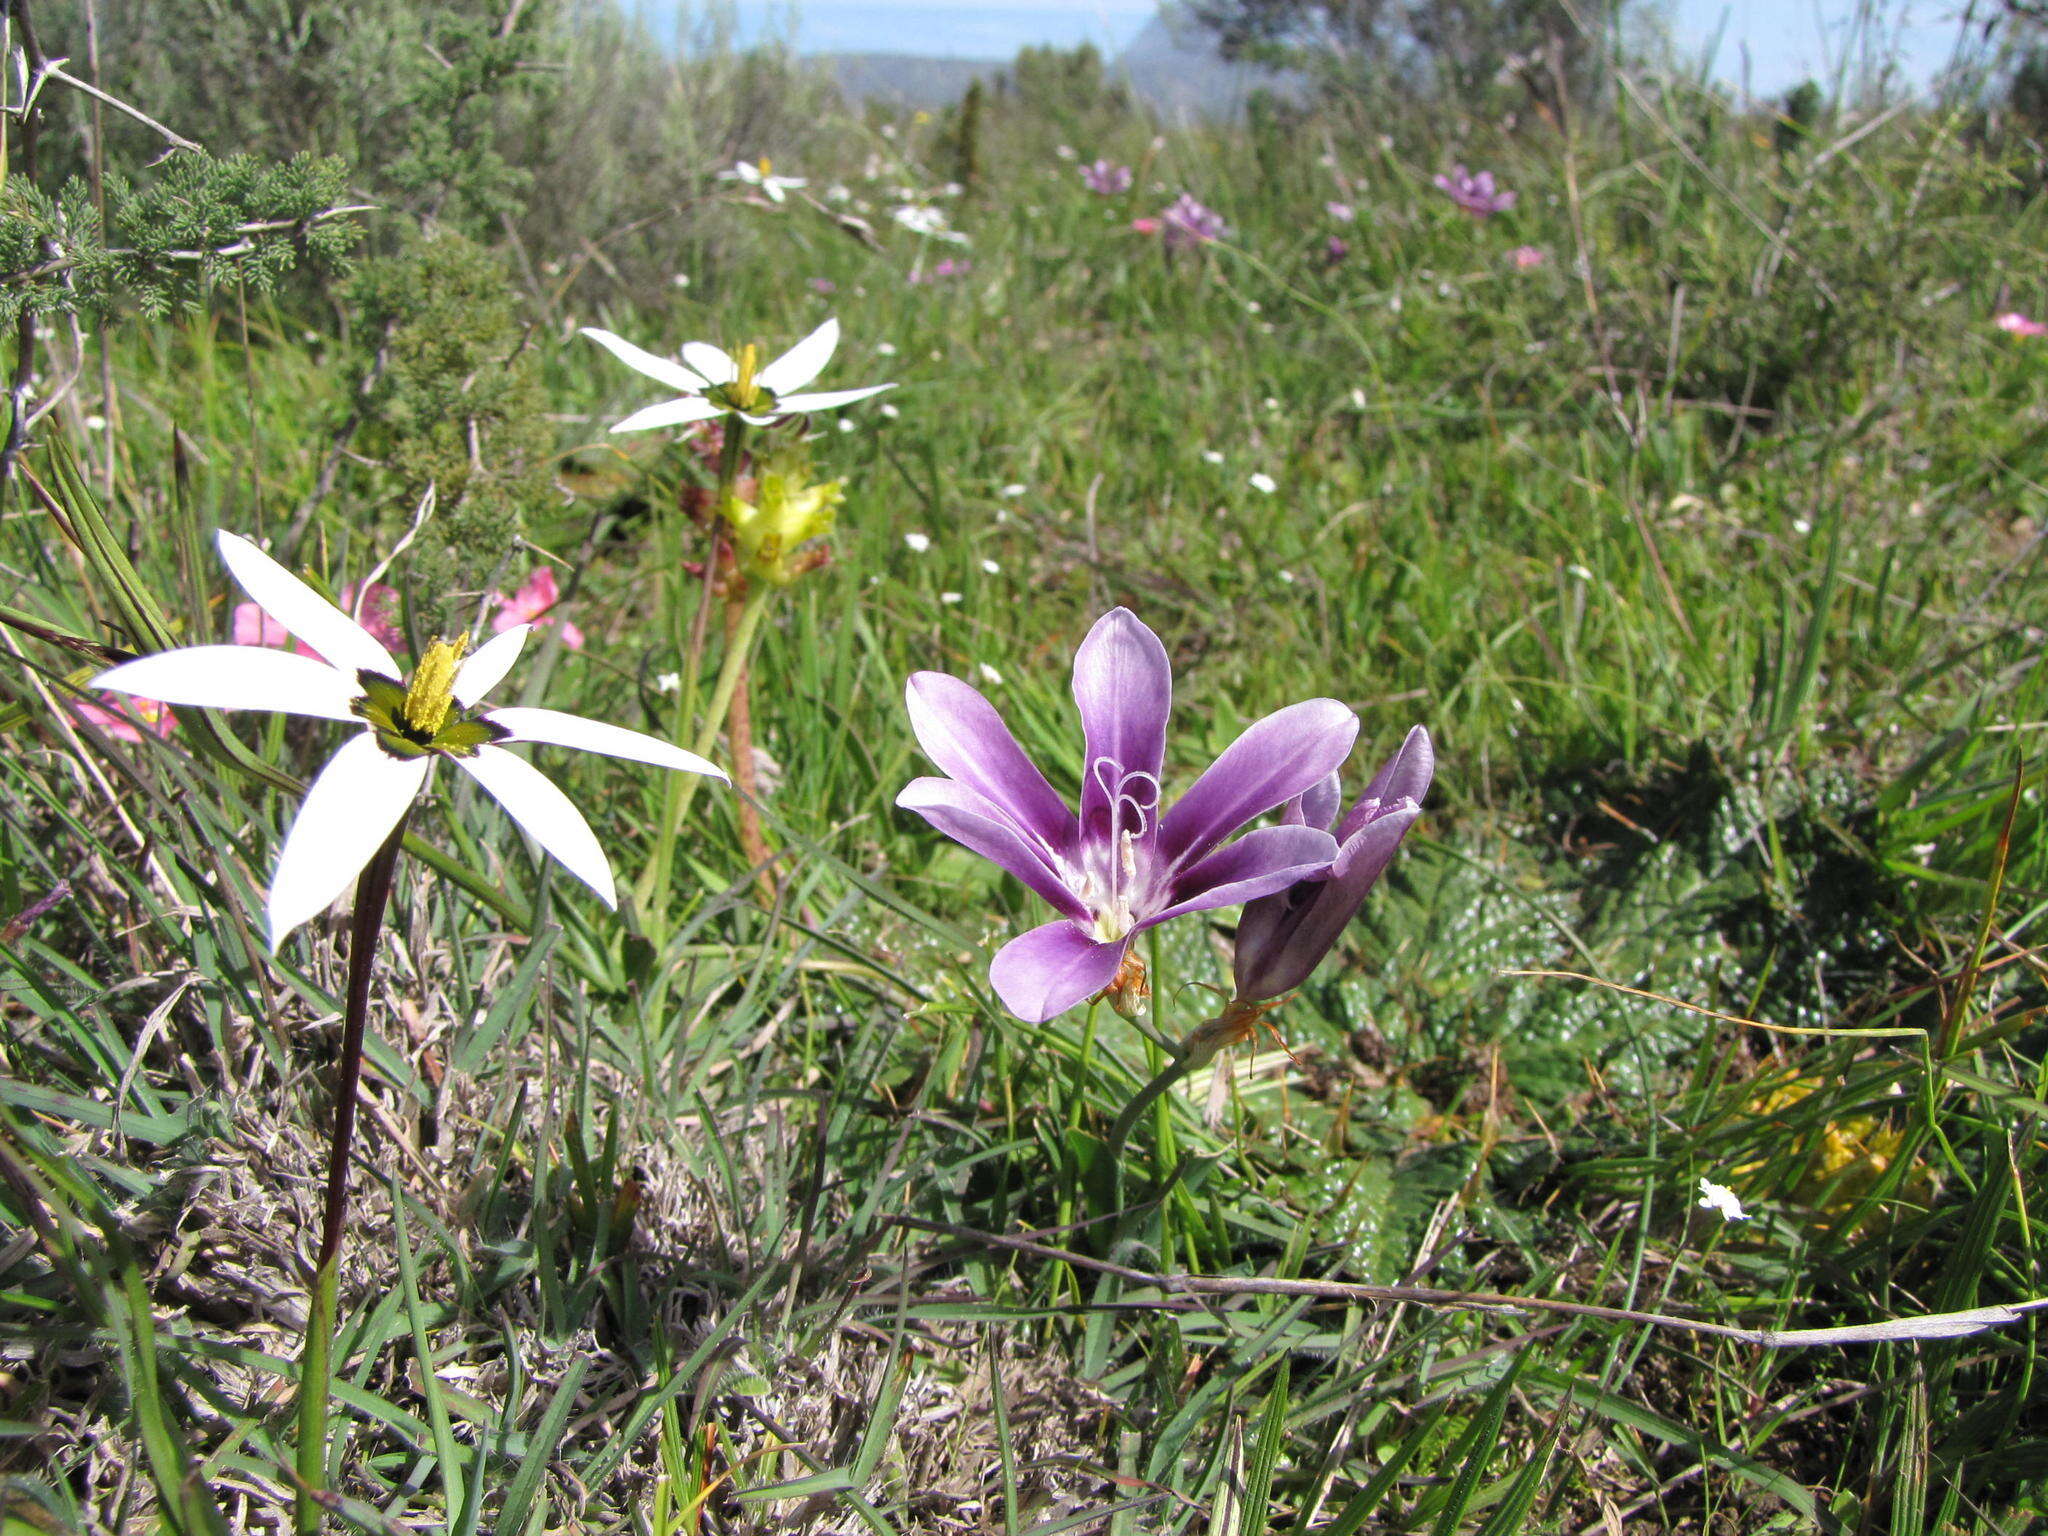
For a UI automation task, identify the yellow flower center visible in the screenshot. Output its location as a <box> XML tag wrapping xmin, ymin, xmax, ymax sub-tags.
<box><xmin>730</xmin><ymin>342</ymin><xmax>764</xmax><ymax>412</ymax></box>
<box><xmin>401</xmin><ymin>635</ymin><xmax>467</xmax><ymax>738</ymax></box>
<box><xmin>758</xmin><ymin>156</ymin><xmax>773</xmax><ymax>177</ymax></box>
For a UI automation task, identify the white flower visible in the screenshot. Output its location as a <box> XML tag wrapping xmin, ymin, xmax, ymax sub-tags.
<box><xmin>875</xmin><ymin>341</ymin><xmax>899</xmax><ymax>357</ymax></box>
<box><xmin>93</xmin><ymin>532</ymin><xmax>725</xmax><ymax>948</ymax></box>
<box><xmin>977</xmin><ymin>663</ymin><xmax>1003</xmax><ymax>686</ymax></box>
<box><xmin>1697</xmin><ymin>1178</ymin><xmax>1749</xmax><ymax>1221</ymax></box>
<box><xmin>84</xmin><ymin>414</ymin><xmax>107</xmax><ymax>432</ymax></box>
<box><xmin>879</xmin><ymin>403</ymin><xmax>900</xmax><ymax>419</ymax></box>
<box><xmin>1277</xmin><ymin>570</ymin><xmax>1296</xmax><ymax>583</ymax></box>
<box><xmin>1248</xmin><ymin>472</ymin><xmax>1277</xmax><ymax>494</ymax></box>
<box><xmin>891</xmin><ymin>204</ymin><xmax>970</xmax><ymax>244</ymax></box>
<box><xmin>1201</xmin><ymin>449</ymin><xmax>1225</xmax><ymax>465</ymax></box>
<box><xmin>655</xmin><ymin>671</ymin><xmax>682</xmax><ymax>693</ymax></box>
<box><xmin>999</xmin><ymin>483</ymin><xmax>1027</xmax><ymax>497</ymax></box>
<box><xmin>720</xmin><ymin>157</ymin><xmax>807</xmax><ymax>204</ymax></box>
<box><xmin>903</xmin><ymin>532</ymin><xmax>932</xmax><ymax>553</ymax></box>
<box><xmin>940</xmin><ymin>591</ymin><xmax>963</xmax><ymax>604</ymax></box>
<box><xmin>980</xmin><ymin>559</ymin><xmax>1000</xmax><ymax>574</ymax></box>
<box><xmin>581</xmin><ymin>318</ymin><xmax>894</xmax><ymax>432</ymax></box>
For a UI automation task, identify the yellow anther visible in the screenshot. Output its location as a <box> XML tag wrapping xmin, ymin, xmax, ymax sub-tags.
<box><xmin>731</xmin><ymin>342</ymin><xmax>763</xmax><ymax>411</ymax></box>
<box><xmin>758</xmin><ymin>156</ymin><xmax>773</xmax><ymax>176</ymax></box>
<box><xmin>402</xmin><ymin>635</ymin><xmax>468</xmax><ymax>738</ymax></box>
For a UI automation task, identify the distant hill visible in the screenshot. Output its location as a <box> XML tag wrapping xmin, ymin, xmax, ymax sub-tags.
<box><xmin>820</xmin><ymin>5</ymin><xmax>1303</xmax><ymax>120</ymax></box>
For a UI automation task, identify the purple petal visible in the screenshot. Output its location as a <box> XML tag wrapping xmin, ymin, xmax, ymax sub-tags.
<box><xmin>896</xmin><ymin>778</ymin><xmax>1087</xmax><ymax>922</ymax></box>
<box><xmin>1340</xmin><ymin>726</ymin><xmax>1434</xmax><ymax>840</ymax></box>
<box><xmin>1282</xmin><ymin>771</ymin><xmax>1342</xmax><ymax>831</ymax></box>
<box><xmin>1158</xmin><ymin>698</ymin><xmax>1358</xmax><ymax>867</ymax></box>
<box><xmin>988</xmin><ymin>920</ymin><xmax>1127</xmax><ymax>1022</ymax></box>
<box><xmin>905</xmin><ymin>672</ymin><xmax>1073</xmax><ymax>851</ymax></box>
<box><xmin>1146</xmin><ymin>823</ymin><xmax>1338</xmax><ymax>927</ymax></box>
<box><xmin>1233</xmin><ymin>802</ymin><xmax>1421</xmax><ymax>1000</ymax></box>
<box><xmin>1071</xmin><ymin>609</ymin><xmax>1170</xmax><ymax>843</ymax></box>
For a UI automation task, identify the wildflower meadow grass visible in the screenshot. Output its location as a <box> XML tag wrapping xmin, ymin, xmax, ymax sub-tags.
<box><xmin>2</xmin><ymin>4</ymin><xmax>2048</xmax><ymax>1531</ymax></box>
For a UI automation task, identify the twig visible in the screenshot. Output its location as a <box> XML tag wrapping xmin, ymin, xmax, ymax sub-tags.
<box><xmin>874</xmin><ymin>1215</ymin><xmax>2048</xmax><ymax>1349</ymax></box>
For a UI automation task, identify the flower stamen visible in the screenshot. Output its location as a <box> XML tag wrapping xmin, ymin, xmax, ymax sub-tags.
<box><xmin>401</xmin><ymin>635</ymin><xmax>468</xmax><ymax>738</ymax></box>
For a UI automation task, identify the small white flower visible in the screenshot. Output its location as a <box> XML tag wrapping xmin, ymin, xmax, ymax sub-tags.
<box><xmin>1792</xmin><ymin>518</ymin><xmax>1813</xmax><ymax>536</ymax></box>
<box><xmin>1697</xmin><ymin>1178</ymin><xmax>1749</xmax><ymax>1221</ymax></box>
<box><xmin>876</xmin><ymin>342</ymin><xmax>899</xmax><ymax>357</ymax></box>
<box><xmin>1201</xmin><ymin>449</ymin><xmax>1225</xmax><ymax>465</ymax></box>
<box><xmin>1248</xmin><ymin>472</ymin><xmax>1277</xmax><ymax>494</ymax></box>
<box><xmin>981</xmin><ymin>559</ymin><xmax>1000</xmax><ymax>574</ymax></box>
<box><xmin>670</xmin><ymin>273</ymin><xmax>691</xmax><ymax>288</ymax></box>
<box><xmin>1277</xmin><ymin>569</ymin><xmax>1296</xmax><ymax>583</ymax></box>
<box><xmin>977</xmin><ymin>663</ymin><xmax>1003</xmax><ymax>686</ymax></box>
<box><xmin>826</xmin><ymin>183</ymin><xmax>852</xmax><ymax>203</ymax></box>
<box><xmin>837</xmin><ymin>418</ymin><xmax>856</xmax><ymax>433</ymax></box>
<box><xmin>891</xmin><ymin>205</ymin><xmax>970</xmax><ymax>244</ymax></box>
<box><xmin>1245</xmin><ymin>300</ymin><xmax>1262</xmax><ymax>314</ymax></box>
<box><xmin>1349</xmin><ymin>388</ymin><xmax>1368</xmax><ymax>410</ymax></box>
<box><xmin>655</xmin><ymin>671</ymin><xmax>682</xmax><ymax>693</ymax></box>
<box><xmin>1055</xmin><ymin>144</ymin><xmax>1077</xmax><ymax>160</ymax></box>
<box><xmin>940</xmin><ymin>591</ymin><xmax>963</xmax><ymax>604</ymax></box>
<box><xmin>581</xmin><ymin>318</ymin><xmax>894</xmax><ymax>432</ymax></box>
<box><xmin>720</xmin><ymin>157</ymin><xmax>807</xmax><ymax>204</ymax></box>
<box><xmin>93</xmin><ymin>532</ymin><xmax>725</xmax><ymax>948</ymax></box>
<box><xmin>879</xmin><ymin>403</ymin><xmax>900</xmax><ymax>419</ymax></box>
<box><xmin>83</xmin><ymin>414</ymin><xmax>107</xmax><ymax>432</ymax></box>
<box><xmin>1566</xmin><ymin>563</ymin><xmax>1594</xmax><ymax>581</ymax></box>
<box><xmin>903</xmin><ymin>532</ymin><xmax>932</xmax><ymax>553</ymax></box>
<box><xmin>999</xmin><ymin>482</ymin><xmax>1027</xmax><ymax>497</ymax></box>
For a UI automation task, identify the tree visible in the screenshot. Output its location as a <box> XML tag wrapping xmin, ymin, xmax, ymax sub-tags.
<box><xmin>1184</xmin><ymin>0</ymin><xmax>1625</xmax><ymax>111</ymax></box>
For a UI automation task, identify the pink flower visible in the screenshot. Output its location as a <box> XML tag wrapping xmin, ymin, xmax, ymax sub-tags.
<box><xmin>1324</xmin><ymin>234</ymin><xmax>1350</xmax><ymax>264</ymax></box>
<box><xmin>492</xmin><ymin>567</ymin><xmax>585</xmax><ymax>651</ymax></box>
<box><xmin>1434</xmin><ymin>165</ymin><xmax>1516</xmax><ymax>217</ymax></box>
<box><xmin>807</xmin><ymin>277</ymin><xmax>837</xmax><ymax>295</ymax></box>
<box><xmin>1130</xmin><ymin>217</ymin><xmax>1161</xmax><ymax>236</ymax></box>
<box><xmin>1995</xmin><ymin>311</ymin><xmax>2048</xmax><ymax>337</ymax></box>
<box><xmin>1325</xmin><ymin>201</ymin><xmax>1355</xmax><ymax>222</ymax></box>
<box><xmin>233</xmin><ymin>580</ymin><xmax>402</xmax><ymax>662</ymax></box>
<box><xmin>74</xmin><ymin>695</ymin><xmax>176</xmax><ymax>743</ymax></box>
<box><xmin>1510</xmin><ymin>244</ymin><xmax>1547</xmax><ymax>269</ymax></box>
<box><xmin>908</xmin><ymin>257</ymin><xmax>974</xmax><ymax>284</ymax></box>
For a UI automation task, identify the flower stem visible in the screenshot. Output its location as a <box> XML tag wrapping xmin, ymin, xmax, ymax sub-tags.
<box><xmin>294</xmin><ymin>809</ymin><xmax>409</xmax><ymax>1535</ymax></box>
<box><xmin>636</xmin><ymin>418</ymin><xmax>750</xmax><ymax>916</ymax></box>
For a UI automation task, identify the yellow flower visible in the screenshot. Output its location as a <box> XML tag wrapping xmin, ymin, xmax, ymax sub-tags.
<box><xmin>723</xmin><ymin>470</ymin><xmax>844</xmax><ymax>587</ymax></box>
<box><xmin>1733</xmin><ymin>1076</ymin><xmax>1932</xmax><ymax>1228</ymax></box>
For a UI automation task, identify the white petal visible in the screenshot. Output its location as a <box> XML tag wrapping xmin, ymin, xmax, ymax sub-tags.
<box><xmin>681</xmin><ymin>341</ymin><xmax>737</xmax><ymax>385</ymax></box>
<box><xmin>775</xmin><ymin>383</ymin><xmax>896</xmax><ymax>414</ymax></box>
<box><xmin>216</xmin><ymin>531</ymin><xmax>398</xmax><ymax>678</ymax></box>
<box><xmin>756</xmin><ymin>317</ymin><xmax>840</xmax><ymax>396</ymax></box>
<box><xmin>454</xmin><ymin>625</ymin><xmax>529</xmax><ymax>707</ymax></box>
<box><xmin>457</xmin><ymin>745</ymin><xmax>615</xmax><ymax>906</ymax></box>
<box><xmin>610</xmin><ymin>396</ymin><xmax>728</xmax><ymax>434</ymax></box>
<box><xmin>486</xmin><ymin>706</ymin><xmax>727</xmax><ymax>780</ymax></box>
<box><xmin>578</xmin><ymin>327</ymin><xmax>710</xmax><ymax>396</ymax></box>
<box><xmin>763</xmin><ymin>181</ymin><xmax>786</xmax><ymax>203</ymax></box>
<box><xmin>267</xmin><ymin>735</ymin><xmax>427</xmax><ymax>948</ymax></box>
<box><xmin>93</xmin><ymin>645</ymin><xmax>361</xmax><ymax>720</ymax></box>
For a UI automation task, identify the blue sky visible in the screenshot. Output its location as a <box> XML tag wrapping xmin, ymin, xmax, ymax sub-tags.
<box><xmin>662</xmin><ymin>0</ymin><xmax>1973</xmax><ymax>96</ymax></box>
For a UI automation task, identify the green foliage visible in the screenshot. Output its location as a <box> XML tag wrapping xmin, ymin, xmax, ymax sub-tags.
<box><xmin>348</xmin><ymin>229</ymin><xmax>550</xmax><ymax>596</ymax></box>
<box><xmin>0</xmin><ymin>150</ymin><xmax>358</xmax><ymax>324</ymax></box>
<box><xmin>42</xmin><ymin>0</ymin><xmax>555</xmax><ymax>234</ymax></box>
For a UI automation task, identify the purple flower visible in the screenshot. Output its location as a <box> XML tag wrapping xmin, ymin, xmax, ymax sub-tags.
<box><xmin>1324</xmin><ymin>234</ymin><xmax>1350</xmax><ymax>264</ymax></box>
<box><xmin>1231</xmin><ymin>726</ymin><xmax>1432</xmax><ymax>1003</ymax></box>
<box><xmin>1160</xmin><ymin>193</ymin><xmax>1227</xmax><ymax>250</ymax></box>
<box><xmin>897</xmin><ymin>609</ymin><xmax>1358</xmax><ymax>1022</ymax></box>
<box><xmin>1081</xmin><ymin>158</ymin><xmax>1133</xmax><ymax>195</ymax></box>
<box><xmin>808</xmin><ymin>276</ymin><xmax>837</xmax><ymax>294</ymax></box>
<box><xmin>1434</xmin><ymin>165</ymin><xmax>1516</xmax><ymax>217</ymax></box>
